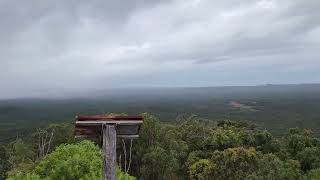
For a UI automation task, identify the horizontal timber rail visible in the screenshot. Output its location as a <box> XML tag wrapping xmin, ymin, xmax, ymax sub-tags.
<box><xmin>75</xmin><ymin>120</ymin><xmax>143</xmax><ymax>125</ymax></box>
<box><xmin>76</xmin><ymin>115</ymin><xmax>143</xmax><ymax>121</ymax></box>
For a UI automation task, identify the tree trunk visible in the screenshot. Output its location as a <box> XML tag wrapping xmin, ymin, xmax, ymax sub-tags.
<box><xmin>102</xmin><ymin>124</ymin><xmax>117</xmax><ymax>180</ymax></box>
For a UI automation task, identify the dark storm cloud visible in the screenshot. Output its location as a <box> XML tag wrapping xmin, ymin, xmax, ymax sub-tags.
<box><xmin>0</xmin><ymin>0</ymin><xmax>319</xmax><ymax>98</ymax></box>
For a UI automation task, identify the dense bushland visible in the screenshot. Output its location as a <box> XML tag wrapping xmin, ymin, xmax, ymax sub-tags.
<box><xmin>1</xmin><ymin>113</ymin><xmax>320</xmax><ymax>179</ymax></box>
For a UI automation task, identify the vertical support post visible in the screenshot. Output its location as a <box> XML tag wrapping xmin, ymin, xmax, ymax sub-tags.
<box><xmin>102</xmin><ymin>124</ymin><xmax>117</xmax><ymax>180</ymax></box>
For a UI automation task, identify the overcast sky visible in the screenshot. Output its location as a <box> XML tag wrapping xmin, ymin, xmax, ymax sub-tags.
<box><xmin>0</xmin><ymin>0</ymin><xmax>319</xmax><ymax>98</ymax></box>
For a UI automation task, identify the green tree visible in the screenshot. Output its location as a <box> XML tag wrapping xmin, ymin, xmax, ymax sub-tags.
<box><xmin>189</xmin><ymin>159</ymin><xmax>210</xmax><ymax>180</ymax></box>
<box><xmin>205</xmin><ymin>128</ymin><xmax>242</xmax><ymax>150</ymax></box>
<box><xmin>0</xmin><ymin>146</ymin><xmax>10</xmax><ymax>180</ymax></box>
<box><xmin>296</xmin><ymin>147</ymin><xmax>320</xmax><ymax>172</ymax></box>
<box><xmin>188</xmin><ymin>147</ymin><xmax>259</xmax><ymax>180</ymax></box>
<box><xmin>177</xmin><ymin>117</ymin><xmax>211</xmax><ymax>151</ymax></box>
<box><xmin>140</xmin><ymin>146</ymin><xmax>178</xmax><ymax>180</ymax></box>
<box><xmin>34</xmin><ymin>140</ymin><xmax>102</xmax><ymax>180</ymax></box>
<box><xmin>9</xmin><ymin>140</ymin><xmax>135</xmax><ymax>180</ymax></box>
<box><xmin>283</xmin><ymin>128</ymin><xmax>317</xmax><ymax>157</ymax></box>
<box><xmin>248</xmin><ymin>154</ymin><xmax>302</xmax><ymax>180</ymax></box>
<box><xmin>5</xmin><ymin>139</ymin><xmax>36</xmax><ymax>177</ymax></box>
<box><xmin>306</xmin><ymin>168</ymin><xmax>320</xmax><ymax>180</ymax></box>
<box><xmin>7</xmin><ymin>172</ymin><xmax>41</xmax><ymax>180</ymax></box>
<box><xmin>7</xmin><ymin>139</ymin><xmax>35</xmax><ymax>165</ymax></box>
<box><xmin>32</xmin><ymin>123</ymin><xmax>75</xmax><ymax>160</ymax></box>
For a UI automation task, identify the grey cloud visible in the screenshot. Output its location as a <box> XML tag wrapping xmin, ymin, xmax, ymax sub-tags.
<box><xmin>0</xmin><ymin>0</ymin><xmax>319</xmax><ymax>98</ymax></box>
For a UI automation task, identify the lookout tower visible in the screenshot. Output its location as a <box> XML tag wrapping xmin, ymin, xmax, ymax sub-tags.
<box><xmin>75</xmin><ymin>115</ymin><xmax>143</xmax><ymax>180</ymax></box>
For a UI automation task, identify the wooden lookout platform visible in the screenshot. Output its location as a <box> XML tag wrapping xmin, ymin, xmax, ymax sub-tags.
<box><xmin>75</xmin><ymin>115</ymin><xmax>144</xmax><ymax>180</ymax></box>
<box><xmin>75</xmin><ymin>115</ymin><xmax>143</xmax><ymax>144</ymax></box>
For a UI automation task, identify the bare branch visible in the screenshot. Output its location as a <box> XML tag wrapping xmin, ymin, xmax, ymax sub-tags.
<box><xmin>46</xmin><ymin>129</ymin><xmax>55</xmax><ymax>155</ymax></box>
<box><xmin>126</xmin><ymin>139</ymin><xmax>133</xmax><ymax>174</ymax></box>
<box><xmin>122</xmin><ymin>139</ymin><xmax>127</xmax><ymax>172</ymax></box>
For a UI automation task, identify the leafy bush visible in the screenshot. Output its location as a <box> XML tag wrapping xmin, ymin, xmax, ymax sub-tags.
<box><xmin>8</xmin><ymin>141</ymin><xmax>135</xmax><ymax>180</ymax></box>
<box><xmin>306</xmin><ymin>168</ymin><xmax>320</xmax><ymax>180</ymax></box>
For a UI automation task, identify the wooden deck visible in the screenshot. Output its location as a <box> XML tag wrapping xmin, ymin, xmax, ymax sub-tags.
<box><xmin>74</xmin><ymin>115</ymin><xmax>143</xmax><ymax>144</ymax></box>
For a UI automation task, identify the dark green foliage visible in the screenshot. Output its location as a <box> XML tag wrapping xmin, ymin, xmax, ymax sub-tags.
<box><xmin>249</xmin><ymin>154</ymin><xmax>302</xmax><ymax>180</ymax></box>
<box><xmin>7</xmin><ymin>141</ymin><xmax>135</xmax><ymax>180</ymax></box>
<box><xmin>306</xmin><ymin>168</ymin><xmax>320</xmax><ymax>180</ymax></box>
<box><xmin>6</xmin><ymin>139</ymin><xmax>35</xmax><ymax>165</ymax></box>
<box><xmin>296</xmin><ymin>147</ymin><xmax>320</xmax><ymax>172</ymax></box>
<box><xmin>0</xmin><ymin>146</ymin><xmax>10</xmax><ymax>180</ymax></box>
<box><xmin>4</xmin><ymin>139</ymin><xmax>36</xmax><ymax>178</ymax></box>
<box><xmin>3</xmin><ymin>113</ymin><xmax>320</xmax><ymax>179</ymax></box>
<box><xmin>131</xmin><ymin>113</ymin><xmax>184</xmax><ymax>180</ymax></box>
<box><xmin>34</xmin><ymin>141</ymin><xmax>102</xmax><ymax>179</ymax></box>
<box><xmin>188</xmin><ymin>159</ymin><xmax>209</xmax><ymax>180</ymax></box>
<box><xmin>188</xmin><ymin>148</ymin><xmax>302</xmax><ymax>180</ymax></box>
<box><xmin>31</xmin><ymin>123</ymin><xmax>75</xmax><ymax>160</ymax></box>
<box><xmin>284</xmin><ymin>128</ymin><xmax>316</xmax><ymax>156</ymax></box>
<box><xmin>140</xmin><ymin>146</ymin><xmax>178</xmax><ymax>180</ymax></box>
<box><xmin>7</xmin><ymin>172</ymin><xmax>41</xmax><ymax>180</ymax></box>
<box><xmin>128</xmin><ymin>113</ymin><xmax>320</xmax><ymax>179</ymax></box>
<box><xmin>207</xmin><ymin>147</ymin><xmax>260</xmax><ymax>180</ymax></box>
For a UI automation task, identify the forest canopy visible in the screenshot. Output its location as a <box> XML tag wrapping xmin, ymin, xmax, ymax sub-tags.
<box><xmin>1</xmin><ymin>113</ymin><xmax>320</xmax><ymax>180</ymax></box>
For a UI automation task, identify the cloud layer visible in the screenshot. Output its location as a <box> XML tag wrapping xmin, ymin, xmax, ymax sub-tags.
<box><xmin>0</xmin><ymin>0</ymin><xmax>319</xmax><ymax>98</ymax></box>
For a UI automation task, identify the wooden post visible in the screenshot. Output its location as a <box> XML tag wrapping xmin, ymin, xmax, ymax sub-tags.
<box><xmin>75</xmin><ymin>115</ymin><xmax>143</xmax><ymax>180</ymax></box>
<box><xmin>102</xmin><ymin>124</ymin><xmax>117</xmax><ymax>180</ymax></box>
